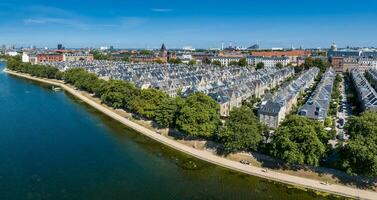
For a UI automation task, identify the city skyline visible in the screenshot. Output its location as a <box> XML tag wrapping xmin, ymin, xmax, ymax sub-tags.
<box><xmin>1</xmin><ymin>0</ymin><xmax>377</xmax><ymax>48</ymax></box>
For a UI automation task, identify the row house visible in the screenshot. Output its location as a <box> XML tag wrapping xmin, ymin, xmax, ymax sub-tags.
<box><xmin>298</xmin><ymin>68</ymin><xmax>336</xmax><ymax>121</ymax></box>
<box><xmin>258</xmin><ymin>68</ymin><xmax>319</xmax><ymax>129</ymax></box>
<box><xmin>44</xmin><ymin>60</ymin><xmax>293</xmax><ymax>117</ymax></box>
<box><xmin>210</xmin><ymin>68</ymin><xmax>294</xmax><ymax>117</ymax></box>
<box><xmin>351</xmin><ymin>69</ymin><xmax>377</xmax><ymax>111</ymax></box>
<box><xmin>366</xmin><ymin>69</ymin><xmax>377</xmax><ymax>88</ymax></box>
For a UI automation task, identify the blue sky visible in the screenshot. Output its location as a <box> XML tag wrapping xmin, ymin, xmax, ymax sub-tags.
<box><xmin>1</xmin><ymin>0</ymin><xmax>377</xmax><ymax>49</ymax></box>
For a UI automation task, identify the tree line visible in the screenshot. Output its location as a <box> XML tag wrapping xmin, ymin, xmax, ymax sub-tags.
<box><xmin>5</xmin><ymin>57</ymin><xmax>265</xmax><ymax>150</ymax></box>
<box><xmin>5</xmin><ymin>56</ymin><xmax>377</xmax><ymax>177</ymax></box>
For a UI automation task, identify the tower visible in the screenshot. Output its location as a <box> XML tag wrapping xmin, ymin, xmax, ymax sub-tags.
<box><xmin>159</xmin><ymin>43</ymin><xmax>167</xmax><ymax>58</ymax></box>
<box><xmin>331</xmin><ymin>42</ymin><xmax>337</xmax><ymax>51</ymax></box>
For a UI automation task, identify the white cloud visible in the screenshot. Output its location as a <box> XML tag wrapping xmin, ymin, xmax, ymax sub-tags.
<box><xmin>121</xmin><ymin>17</ymin><xmax>148</xmax><ymax>26</ymax></box>
<box><xmin>24</xmin><ymin>18</ymin><xmax>50</xmax><ymax>24</ymax></box>
<box><xmin>23</xmin><ymin>17</ymin><xmax>87</xmax><ymax>30</ymax></box>
<box><xmin>151</xmin><ymin>8</ymin><xmax>173</xmax><ymax>12</ymax></box>
<box><xmin>24</xmin><ymin>5</ymin><xmax>75</xmax><ymax>17</ymax></box>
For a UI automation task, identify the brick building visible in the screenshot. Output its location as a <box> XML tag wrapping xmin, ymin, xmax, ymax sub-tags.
<box><xmin>37</xmin><ymin>54</ymin><xmax>64</xmax><ymax>63</ymax></box>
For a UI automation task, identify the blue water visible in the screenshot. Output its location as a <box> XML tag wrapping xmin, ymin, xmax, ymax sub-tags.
<box><xmin>0</xmin><ymin>62</ymin><xmax>341</xmax><ymax>200</ymax></box>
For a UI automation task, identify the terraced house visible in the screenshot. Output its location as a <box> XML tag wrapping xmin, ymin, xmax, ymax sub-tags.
<box><xmin>258</xmin><ymin>67</ymin><xmax>319</xmax><ymax>129</ymax></box>
<box><xmin>209</xmin><ymin>67</ymin><xmax>294</xmax><ymax>116</ymax></box>
<box><xmin>351</xmin><ymin>69</ymin><xmax>377</xmax><ymax>111</ymax></box>
<box><xmin>298</xmin><ymin>68</ymin><xmax>336</xmax><ymax>121</ymax></box>
<box><xmin>42</xmin><ymin>60</ymin><xmax>294</xmax><ymax>116</ymax></box>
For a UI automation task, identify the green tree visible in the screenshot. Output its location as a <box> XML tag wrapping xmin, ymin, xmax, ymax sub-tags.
<box><xmin>63</xmin><ymin>68</ymin><xmax>87</xmax><ymax>84</ymax></box>
<box><xmin>129</xmin><ymin>88</ymin><xmax>167</xmax><ymax>119</ymax></box>
<box><xmin>155</xmin><ymin>59</ymin><xmax>164</xmax><ymax>64</ymax></box>
<box><xmin>217</xmin><ymin>106</ymin><xmax>266</xmax><ymax>152</ymax></box>
<box><xmin>176</xmin><ymin>92</ymin><xmax>220</xmax><ymax>138</ymax></box>
<box><xmin>188</xmin><ymin>60</ymin><xmax>197</xmax><ymax>65</ymax></box>
<box><xmin>5</xmin><ymin>57</ymin><xmax>61</xmax><ymax>80</ymax></box>
<box><xmin>203</xmin><ymin>57</ymin><xmax>211</xmax><ymax>64</ymax></box>
<box><xmin>122</xmin><ymin>56</ymin><xmax>130</xmax><ymax>62</ymax></box>
<box><xmin>238</xmin><ymin>58</ymin><xmax>247</xmax><ymax>67</ymax></box>
<box><xmin>270</xmin><ymin>115</ymin><xmax>326</xmax><ymax>166</ymax></box>
<box><xmin>276</xmin><ymin>62</ymin><xmax>283</xmax><ymax>69</ymax></box>
<box><xmin>91</xmin><ymin>50</ymin><xmax>111</xmax><ymax>60</ymax></box>
<box><xmin>324</xmin><ymin>117</ymin><xmax>333</xmax><ymax>127</ymax></box>
<box><xmin>92</xmin><ymin>78</ymin><xmax>108</xmax><ymax>97</ymax></box>
<box><xmin>74</xmin><ymin>72</ymin><xmax>99</xmax><ymax>93</ymax></box>
<box><xmin>340</xmin><ymin>111</ymin><xmax>377</xmax><ymax>177</ymax></box>
<box><xmin>212</xmin><ymin>60</ymin><xmax>222</xmax><ymax>67</ymax></box>
<box><xmin>229</xmin><ymin>61</ymin><xmax>239</xmax><ymax>66</ymax></box>
<box><xmin>302</xmin><ymin>57</ymin><xmax>330</xmax><ymax>73</ymax></box>
<box><xmin>168</xmin><ymin>58</ymin><xmax>182</xmax><ymax>64</ymax></box>
<box><xmin>154</xmin><ymin>97</ymin><xmax>184</xmax><ymax>128</ymax></box>
<box><xmin>140</xmin><ymin>49</ymin><xmax>153</xmax><ymax>55</ymax></box>
<box><xmin>101</xmin><ymin>80</ymin><xmax>139</xmax><ymax>109</ymax></box>
<box><xmin>256</xmin><ymin>62</ymin><xmax>265</xmax><ymax>70</ymax></box>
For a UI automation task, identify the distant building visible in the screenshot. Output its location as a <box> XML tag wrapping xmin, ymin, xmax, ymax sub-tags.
<box><xmin>177</xmin><ymin>54</ymin><xmax>193</xmax><ymax>64</ymax></box>
<box><xmin>247</xmin><ymin>56</ymin><xmax>290</xmax><ymax>68</ymax></box>
<box><xmin>57</xmin><ymin>44</ymin><xmax>64</xmax><ymax>50</ymax></box>
<box><xmin>129</xmin><ymin>55</ymin><xmax>162</xmax><ymax>63</ymax></box>
<box><xmin>22</xmin><ymin>52</ymin><xmax>30</xmax><ymax>62</ymax></box>
<box><xmin>330</xmin><ymin>57</ymin><xmax>344</xmax><ymax>73</ymax></box>
<box><xmin>182</xmin><ymin>46</ymin><xmax>195</xmax><ymax>51</ymax></box>
<box><xmin>63</xmin><ymin>53</ymin><xmax>94</xmax><ymax>62</ymax></box>
<box><xmin>330</xmin><ymin>56</ymin><xmax>377</xmax><ymax>73</ymax></box>
<box><xmin>5</xmin><ymin>51</ymin><xmax>18</xmax><ymax>56</ymax></box>
<box><xmin>191</xmin><ymin>52</ymin><xmax>215</xmax><ymax>63</ymax></box>
<box><xmin>37</xmin><ymin>53</ymin><xmax>64</xmax><ymax>63</ymax></box>
<box><xmin>361</xmin><ymin>51</ymin><xmax>377</xmax><ymax>58</ymax></box>
<box><xmin>100</xmin><ymin>46</ymin><xmax>109</xmax><ymax>51</ymax></box>
<box><xmin>34</xmin><ymin>51</ymin><xmax>93</xmax><ymax>63</ymax></box>
<box><xmin>250</xmin><ymin>50</ymin><xmax>311</xmax><ymax>64</ymax></box>
<box><xmin>159</xmin><ymin>43</ymin><xmax>168</xmax><ymax>62</ymax></box>
<box><xmin>211</xmin><ymin>57</ymin><xmax>241</xmax><ymax>66</ymax></box>
<box><xmin>330</xmin><ymin>42</ymin><xmax>337</xmax><ymax>51</ymax></box>
<box><xmin>328</xmin><ymin>49</ymin><xmax>361</xmax><ymax>57</ymax></box>
<box><xmin>247</xmin><ymin>44</ymin><xmax>259</xmax><ymax>50</ymax></box>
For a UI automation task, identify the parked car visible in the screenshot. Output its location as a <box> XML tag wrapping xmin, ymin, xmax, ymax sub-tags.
<box><xmin>338</xmin><ymin>118</ymin><xmax>345</xmax><ymax>126</ymax></box>
<box><xmin>337</xmin><ymin>132</ymin><xmax>345</xmax><ymax>141</ymax></box>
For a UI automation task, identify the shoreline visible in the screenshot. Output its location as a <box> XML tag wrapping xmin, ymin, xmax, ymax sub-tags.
<box><xmin>4</xmin><ymin>68</ymin><xmax>377</xmax><ymax>200</ymax></box>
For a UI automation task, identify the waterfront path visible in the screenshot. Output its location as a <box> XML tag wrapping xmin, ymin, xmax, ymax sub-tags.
<box><xmin>4</xmin><ymin>69</ymin><xmax>377</xmax><ymax>200</ymax></box>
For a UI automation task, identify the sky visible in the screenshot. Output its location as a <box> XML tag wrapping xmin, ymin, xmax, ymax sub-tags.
<box><xmin>1</xmin><ymin>0</ymin><xmax>377</xmax><ymax>49</ymax></box>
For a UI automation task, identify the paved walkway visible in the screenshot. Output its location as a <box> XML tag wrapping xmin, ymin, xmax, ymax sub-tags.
<box><xmin>5</xmin><ymin>69</ymin><xmax>377</xmax><ymax>200</ymax></box>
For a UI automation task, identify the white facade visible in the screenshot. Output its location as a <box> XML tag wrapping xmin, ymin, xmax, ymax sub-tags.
<box><xmin>5</xmin><ymin>51</ymin><xmax>18</xmax><ymax>56</ymax></box>
<box><xmin>22</xmin><ymin>52</ymin><xmax>30</xmax><ymax>63</ymax></box>
<box><xmin>211</xmin><ymin>57</ymin><xmax>240</xmax><ymax>66</ymax></box>
<box><xmin>247</xmin><ymin>56</ymin><xmax>290</xmax><ymax>68</ymax></box>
